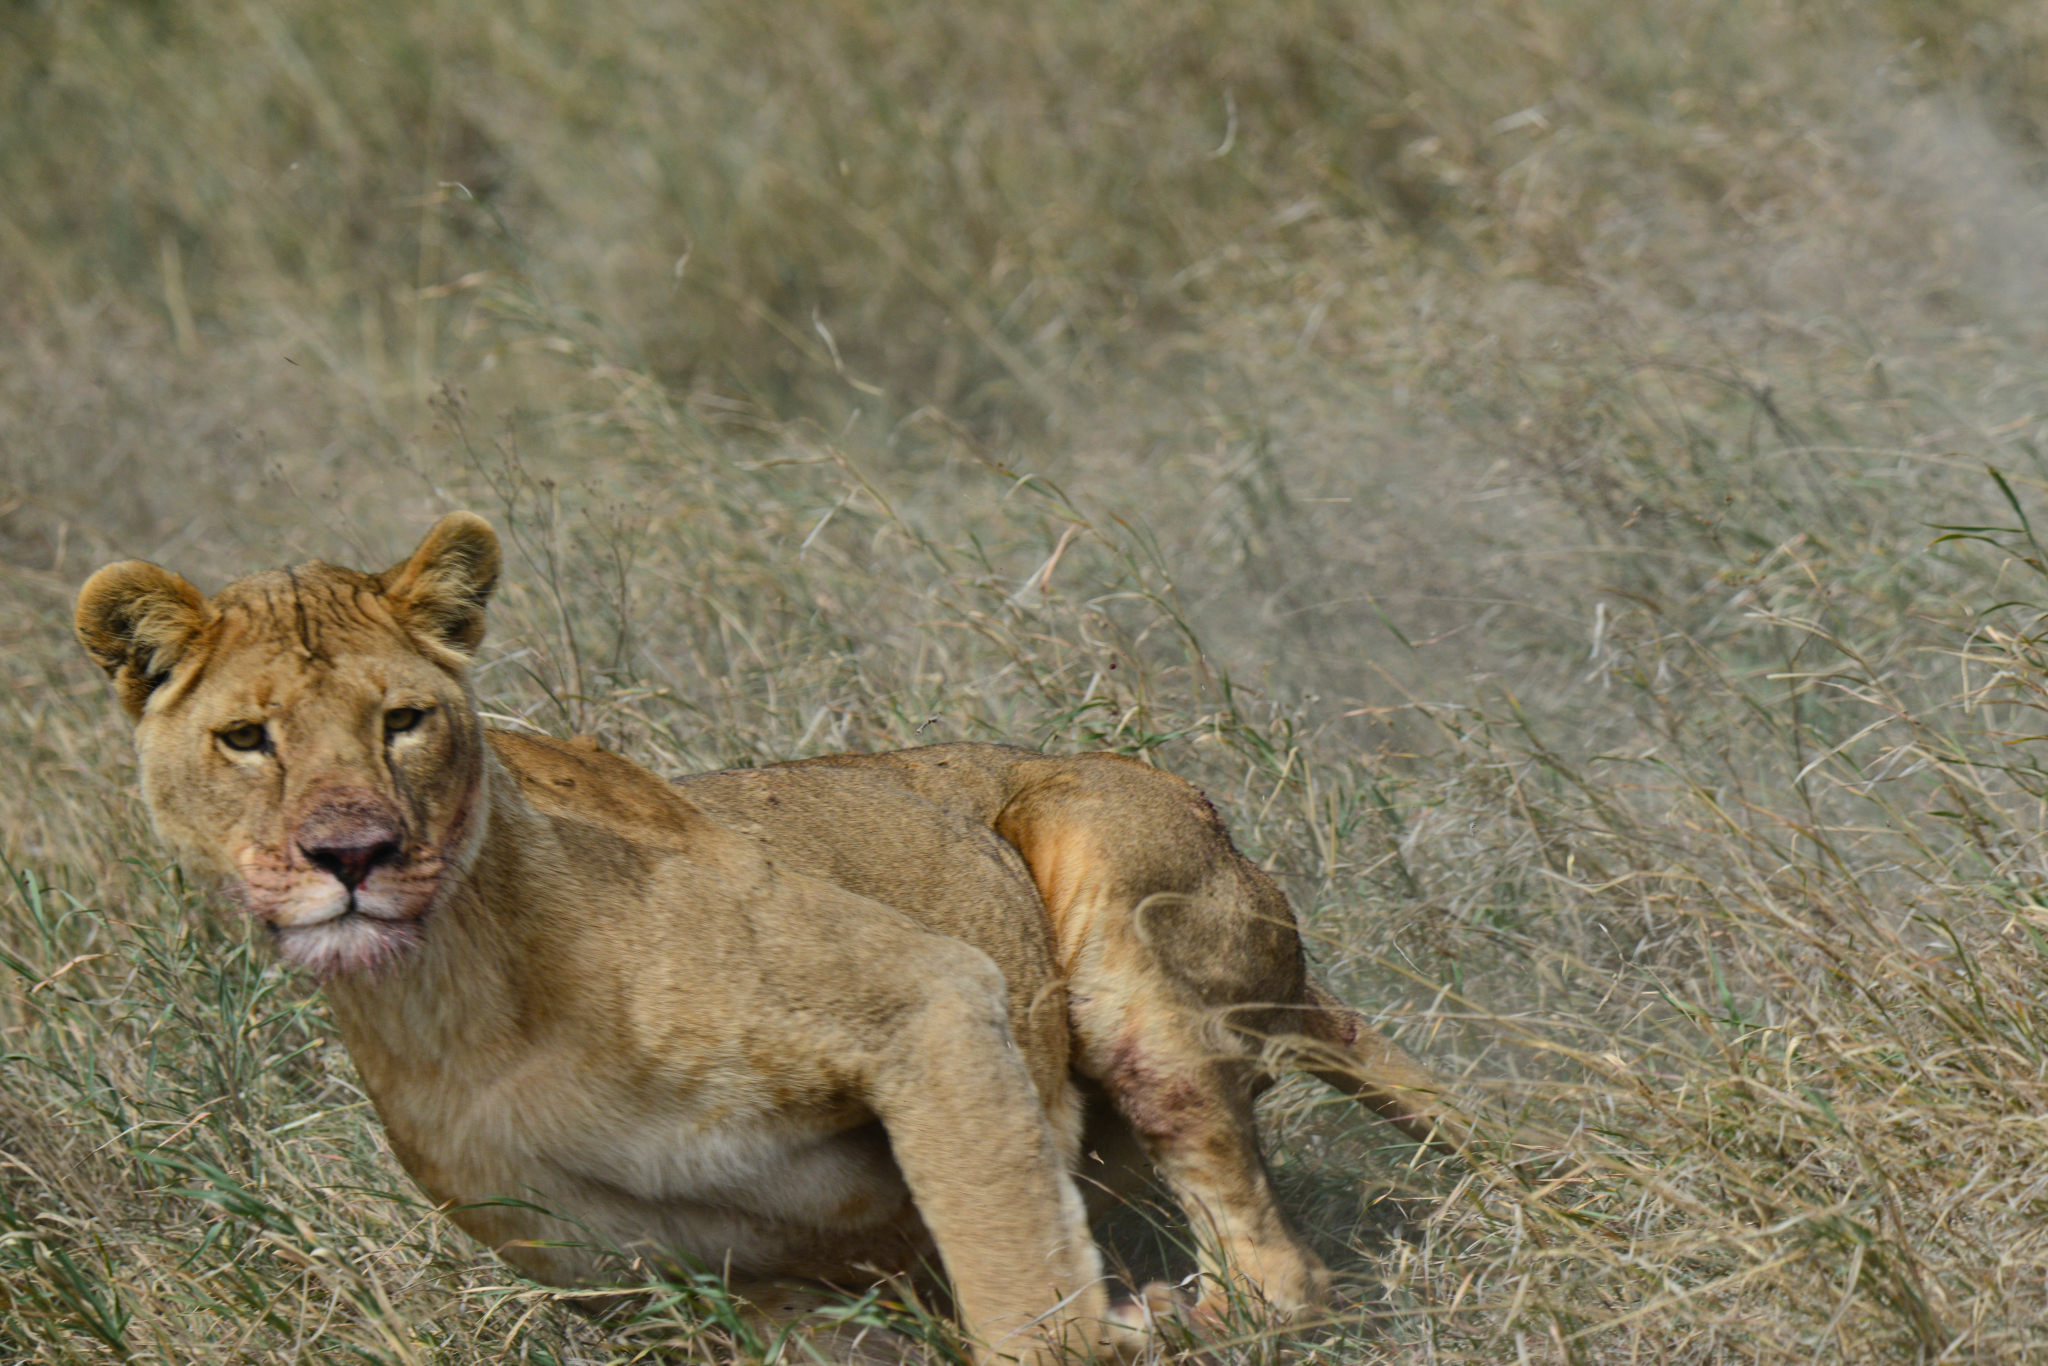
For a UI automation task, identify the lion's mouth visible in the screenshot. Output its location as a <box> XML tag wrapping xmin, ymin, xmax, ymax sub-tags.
<box><xmin>234</xmin><ymin>848</ymin><xmax>450</xmax><ymax>980</ymax></box>
<box><xmin>271</xmin><ymin>905</ymin><xmax>426</xmax><ymax>980</ymax></box>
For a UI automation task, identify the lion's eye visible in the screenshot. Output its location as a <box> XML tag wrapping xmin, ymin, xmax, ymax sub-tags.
<box><xmin>384</xmin><ymin>707</ymin><xmax>426</xmax><ymax>736</ymax></box>
<box><xmin>220</xmin><ymin>723</ymin><xmax>267</xmax><ymax>752</ymax></box>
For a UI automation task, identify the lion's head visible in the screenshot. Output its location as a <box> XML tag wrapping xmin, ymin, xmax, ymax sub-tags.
<box><xmin>76</xmin><ymin>514</ymin><xmax>501</xmax><ymax>978</ymax></box>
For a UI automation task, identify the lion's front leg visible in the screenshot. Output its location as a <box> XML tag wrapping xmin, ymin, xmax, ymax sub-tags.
<box><xmin>862</xmin><ymin>955</ymin><xmax>1150</xmax><ymax>1363</ymax></box>
<box><xmin>744</xmin><ymin>878</ymin><xmax>1148</xmax><ymax>1364</ymax></box>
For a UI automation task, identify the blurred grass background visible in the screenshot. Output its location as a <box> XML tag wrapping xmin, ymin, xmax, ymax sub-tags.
<box><xmin>7</xmin><ymin>0</ymin><xmax>2048</xmax><ymax>1360</ymax></box>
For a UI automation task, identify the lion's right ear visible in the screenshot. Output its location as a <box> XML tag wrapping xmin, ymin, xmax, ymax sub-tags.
<box><xmin>75</xmin><ymin>561</ymin><xmax>217</xmax><ymax>719</ymax></box>
<box><xmin>378</xmin><ymin>512</ymin><xmax>501</xmax><ymax>663</ymax></box>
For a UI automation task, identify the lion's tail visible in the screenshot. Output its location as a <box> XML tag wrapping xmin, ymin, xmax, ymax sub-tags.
<box><xmin>1289</xmin><ymin>977</ymin><xmax>1471</xmax><ymax>1156</ymax></box>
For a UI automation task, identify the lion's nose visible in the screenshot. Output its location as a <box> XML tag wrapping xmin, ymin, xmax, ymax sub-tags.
<box><xmin>300</xmin><ymin>836</ymin><xmax>401</xmax><ymax>891</ymax></box>
<box><xmin>296</xmin><ymin>799</ymin><xmax>404</xmax><ymax>891</ymax></box>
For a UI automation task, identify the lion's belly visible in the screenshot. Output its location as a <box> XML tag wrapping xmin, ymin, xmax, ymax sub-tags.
<box><xmin>371</xmin><ymin>1057</ymin><xmax>929</xmax><ymax>1285</ymax></box>
<box><xmin>554</xmin><ymin>1114</ymin><xmax>928</xmax><ymax>1277</ymax></box>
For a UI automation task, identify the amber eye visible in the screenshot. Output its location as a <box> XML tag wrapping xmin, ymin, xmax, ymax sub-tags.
<box><xmin>384</xmin><ymin>707</ymin><xmax>426</xmax><ymax>736</ymax></box>
<box><xmin>220</xmin><ymin>723</ymin><xmax>266</xmax><ymax>752</ymax></box>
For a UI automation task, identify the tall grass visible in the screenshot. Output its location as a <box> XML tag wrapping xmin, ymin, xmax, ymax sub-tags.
<box><xmin>7</xmin><ymin>0</ymin><xmax>2048</xmax><ymax>1360</ymax></box>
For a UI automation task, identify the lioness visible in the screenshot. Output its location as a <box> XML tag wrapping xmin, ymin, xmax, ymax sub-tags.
<box><xmin>76</xmin><ymin>513</ymin><xmax>1466</xmax><ymax>1362</ymax></box>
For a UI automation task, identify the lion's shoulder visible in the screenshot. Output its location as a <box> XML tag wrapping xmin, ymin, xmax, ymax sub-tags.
<box><xmin>487</xmin><ymin>731</ymin><xmax>721</xmax><ymax>847</ymax></box>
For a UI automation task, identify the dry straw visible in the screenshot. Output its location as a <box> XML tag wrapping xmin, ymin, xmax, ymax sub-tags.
<box><xmin>5</xmin><ymin>0</ymin><xmax>2048</xmax><ymax>1361</ymax></box>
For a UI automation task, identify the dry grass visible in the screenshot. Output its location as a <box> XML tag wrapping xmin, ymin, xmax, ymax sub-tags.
<box><xmin>7</xmin><ymin>0</ymin><xmax>2048</xmax><ymax>1361</ymax></box>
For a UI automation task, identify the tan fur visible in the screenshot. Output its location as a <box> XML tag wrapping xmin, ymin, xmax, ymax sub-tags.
<box><xmin>76</xmin><ymin>514</ymin><xmax>1467</xmax><ymax>1361</ymax></box>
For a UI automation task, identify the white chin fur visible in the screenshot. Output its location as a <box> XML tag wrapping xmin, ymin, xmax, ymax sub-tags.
<box><xmin>274</xmin><ymin>913</ymin><xmax>423</xmax><ymax>979</ymax></box>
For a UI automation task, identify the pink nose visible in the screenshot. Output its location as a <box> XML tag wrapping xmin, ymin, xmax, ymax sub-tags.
<box><xmin>296</xmin><ymin>798</ymin><xmax>404</xmax><ymax>891</ymax></box>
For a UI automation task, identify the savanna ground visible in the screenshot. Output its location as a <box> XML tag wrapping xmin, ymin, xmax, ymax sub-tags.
<box><xmin>7</xmin><ymin>1</ymin><xmax>2048</xmax><ymax>1361</ymax></box>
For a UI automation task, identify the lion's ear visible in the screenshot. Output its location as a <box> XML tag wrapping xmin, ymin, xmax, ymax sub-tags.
<box><xmin>75</xmin><ymin>561</ymin><xmax>217</xmax><ymax>719</ymax></box>
<box><xmin>379</xmin><ymin>512</ymin><xmax>501</xmax><ymax>661</ymax></box>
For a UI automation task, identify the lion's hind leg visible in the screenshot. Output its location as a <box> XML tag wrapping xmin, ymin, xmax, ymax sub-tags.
<box><xmin>995</xmin><ymin>751</ymin><xmax>1470</xmax><ymax>1324</ymax></box>
<box><xmin>996</xmin><ymin>762</ymin><xmax>1330</xmax><ymax>1323</ymax></box>
<box><xmin>1086</xmin><ymin>986</ymin><xmax>1333</xmax><ymax>1323</ymax></box>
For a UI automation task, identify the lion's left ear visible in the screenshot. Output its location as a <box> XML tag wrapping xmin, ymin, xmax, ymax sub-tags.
<box><xmin>378</xmin><ymin>512</ymin><xmax>501</xmax><ymax>662</ymax></box>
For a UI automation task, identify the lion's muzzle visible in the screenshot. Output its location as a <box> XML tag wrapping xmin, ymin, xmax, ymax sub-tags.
<box><xmin>235</xmin><ymin>789</ymin><xmax>449</xmax><ymax>978</ymax></box>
